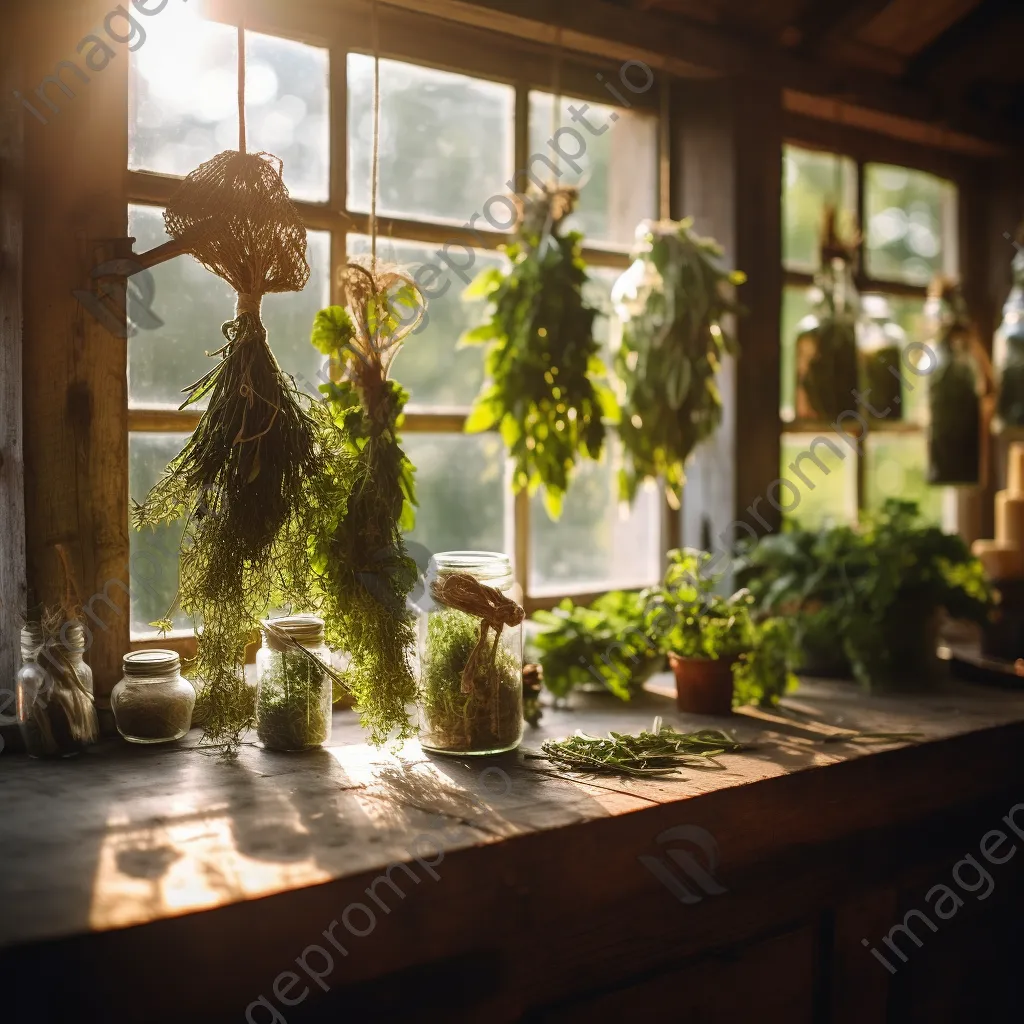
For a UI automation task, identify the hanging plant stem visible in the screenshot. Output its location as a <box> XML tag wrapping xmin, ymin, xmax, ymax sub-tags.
<box><xmin>308</xmin><ymin>260</ymin><xmax>425</xmax><ymax>747</ymax></box>
<box><xmin>612</xmin><ymin>218</ymin><xmax>744</xmax><ymax>507</ymax></box>
<box><xmin>463</xmin><ymin>187</ymin><xmax>617</xmax><ymax>519</ymax></box>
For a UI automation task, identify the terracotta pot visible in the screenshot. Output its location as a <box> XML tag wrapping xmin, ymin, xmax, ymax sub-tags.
<box><xmin>668</xmin><ymin>653</ymin><xmax>736</xmax><ymax>715</ymax></box>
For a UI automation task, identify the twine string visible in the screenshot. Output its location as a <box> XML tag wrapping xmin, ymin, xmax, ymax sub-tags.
<box><xmin>430</xmin><ymin>572</ymin><xmax>525</xmax><ymax>695</ymax></box>
<box><xmin>238</xmin><ymin>21</ymin><xmax>246</xmax><ymax>154</ymax></box>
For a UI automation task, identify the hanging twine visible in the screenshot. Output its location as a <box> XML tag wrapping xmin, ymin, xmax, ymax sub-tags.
<box><xmin>430</xmin><ymin>572</ymin><xmax>525</xmax><ymax>695</ymax></box>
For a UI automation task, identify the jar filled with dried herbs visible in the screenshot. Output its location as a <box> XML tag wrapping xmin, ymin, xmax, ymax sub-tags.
<box><xmin>112</xmin><ymin>650</ymin><xmax>195</xmax><ymax>744</ymax></box>
<box><xmin>858</xmin><ymin>293</ymin><xmax>906</xmax><ymax>420</ymax></box>
<box><xmin>995</xmin><ymin>250</ymin><xmax>1024</xmax><ymax>429</ymax></box>
<box><xmin>16</xmin><ymin>621</ymin><xmax>98</xmax><ymax>758</ymax></box>
<box><xmin>926</xmin><ymin>283</ymin><xmax>982</xmax><ymax>486</ymax></box>
<box><xmin>795</xmin><ymin>254</ymin><xmax>861</xmax><ymax>422</ymax></box>
<box><xmin>418</xmin><ymin>552</ymin><xmax>524</xmax><ymax>756</ymax></box>
<box><xmin>256</xmin><ymin>615</ymin><xmax>333</xmax><ymax>752</ymax></box>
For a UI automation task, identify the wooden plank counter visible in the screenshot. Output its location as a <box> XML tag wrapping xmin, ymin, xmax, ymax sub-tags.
<box><xmin>2</xmin><ymin>677</ymin><xmax>1024</xmax><ymax>1023</ymax></box>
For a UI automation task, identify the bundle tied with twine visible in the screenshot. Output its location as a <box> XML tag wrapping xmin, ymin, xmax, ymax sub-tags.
<box><xmin>429</xmin><ymin>573</ymin><xmax>525</xmax><ymax>694</ymax></box>
<box><xmin>134</xmin><ymin>26</ymin><xmax>346</xmax><ymax>752</ymax></box>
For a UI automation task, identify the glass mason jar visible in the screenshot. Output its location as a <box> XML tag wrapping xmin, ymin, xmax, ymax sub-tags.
<box><xmin>795</xmin><ymin>256</ymin><xmax>862</xmax><ymax>422</ymax></box>
<box><xmin>111</xmin><ymin>650</ymin><xmax>195</xmax><ymax>744</ymax></box>
<box><xmin>17</xmin><ymin>622</ymin><xmax>98</xmax><ymax>758</ymax></box>
<box><xmin>995</xmin><ymin>250</ymin><xmax>1024</xmax><ymax>428</ymax></box>
<box><xmin>858</xmin><ymin>293</ymin><xmax>906</xmax><ymax>421</ymax></box>
<box><xmin>256</xmin><ymin>615</ymin><xmax>332</xmax><ymax>752</ymax></box>
<box><xmin>926</xmin><ymin>293</ymin><xmax>982</xmax><ymax>486</ymax></box>
<box><xmin>417</xmin><ymin>551</ymin><xmax>524</xmax><ymax>756</ymax></box>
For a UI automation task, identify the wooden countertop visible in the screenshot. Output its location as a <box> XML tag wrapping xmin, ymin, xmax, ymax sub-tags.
<box><xmin>3</xmin><ymin>675</ymin><xmax>1024</xmax><ymax>955</ymax></box>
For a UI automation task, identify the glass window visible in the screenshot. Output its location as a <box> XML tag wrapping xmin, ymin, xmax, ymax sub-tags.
<box><xmin>782</xmin><ymin>145</ymin><xmax>857</xmax><ymax>271</ymax></box>
<box><xmin>130</xmin><ymin>8</ymin><xmax>329</xmax><ymax>201</ymax></box>
<box><xmin>865</xmin><ymin>433</ymin><xmax>944</xmax><ymax>524</ymax></box>
<box><xmin>348</xmin><ymin>55</ymin><xmax>515</xmax><ymax>225</ymax></box>
<box><xmin>347</xmin><ymin>235</ymin><xmax>503</xmax><ymax>407</ymax></box>
<box><xmin>129</xmin><ymin>433</ymin><xmax>192</xmax><ymax>636</ymax></box>
<box><xmin>865</xmin><ymin>164</ymin><xmax>957</xmax><ymax>286</ymax></box>
<box><xmin>780</xmin><ymin>285</ymin><xmax>815</xmax><ymax>421</ymax></box>
<box><xmin>127</xmin><ymin>204</ymin><xmax>330</xmax><ymax>408</ymax></box>
<box><xmin>780</xmin><ymin>432</ymin><xmax>858</xmax><ymax>527</ymax></box>
<box><xmin>530</xmin><ymin>440</ymin><xmax>661</xmax><ymax>593</ymax></box>
<box><xmin>529</xmin><ymin>92</ymin><xmax>657</xmax><ymax>247</ymax></box>
<box><xmin>403</xmin><ymin>434</ymin><xmax>507</xmax><ymax>567</ymax></box>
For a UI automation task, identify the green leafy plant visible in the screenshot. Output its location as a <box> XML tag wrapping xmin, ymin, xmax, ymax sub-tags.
<box><xmin>737</xmin><ymin>500</ymin><xmax>994</xmax><ymax>689</ymax></box>
<box><xmin>463</xmin><ymin>188</ymin><xmax>618</xmax><ymax>519</ymax></box>
<box><xmin>307</xmin><ymin>259</ymin><xmax>424</xmax><ymax>746</ymax></box>
<box><xmin>733</xmin><ymin>617</ymin><xmax>799</xmax><ymax>708</ymax></box>
<box><xmin>612</xmin><ymin>218</ymin><xmax>744</xmax><ymax>506</ymax></box>
<box><xmin>529</xmin><ymin>590</ymin><xmax>662</xmax><ymax>701</ymax></box>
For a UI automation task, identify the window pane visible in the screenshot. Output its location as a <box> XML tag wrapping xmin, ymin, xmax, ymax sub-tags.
<box><xmin>127</xmin><ymin>205</ymin><xmax>329</xmax><ymax>408</ymax></box>
<box><xmin>530</xmin><ymin>440</ymin><xmax>661</xmax><ymax>593</ymax></box>
<box><xmin>529</xmin><ymin>93</ymin><xmax>657</xmax><ymax>247</ymax></box>
<box><xmin>884</xmin><ymin>296</ymin><xmax>930</xmax><ymax>424</ymax></box>
<box><xmin>783</xmin><ymin>145</ymin><xmax>857</xmax><ymax>271</ymax></box>
<box><xmin>404</xmin><ymin>434</ymin><xmax>507</xmax><ymax>567</ymax></box>
<box><xmin>347</xmin><ymin>236</ymin><xmax>502</xmax><ymax>407</ymax></box>
<box><xmin>348</xmin><ymin>55</ymin><xmax>514</xmax><ymax>224</ymax></box>
<box><xmin>865</xmin><ymin>432</ymin><xmax>943</xmax><ymax>524</ymax></box>
<box><xmin>780</xmin><ymin>433</ymin><xmax>857</xmax><ymax>527</ymax></box>
<box><xmin>129</xmin><ymin>433</ymin><xmax>191</xmax><ymax>637</ymax></box>
<box><xmin>130</xmin><ymin>9</ymin><xmax>329</xmax><ymax>201</ymax></box>
<box><xmin>865</xmin><ymin>164</ymin><xmax>957</xmax><ymax>286</ymax></box>
<box><xmin>780</xmin><ymin>285</ymin><xmax>815</xmax><ymax>421</ymax></box>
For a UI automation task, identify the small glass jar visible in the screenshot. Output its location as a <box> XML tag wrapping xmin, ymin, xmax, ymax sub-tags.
<box><xmin>111</xmin><ymin>650</ymin><xmax>195</xmax><ymax>744</ymax></box>
<box><xmin>858</xmin><ymin>293</ymin><xmax>906</xmax><ymax>420</ymax></box>
<box><xmin>926</xmin><ymin>291</ymin><xmax>982</xmax><ymax>486</ymax></box>
<box><xmin>256</xmin><ymin>615</ymin><xmax>332</xmax><ymax>752</ymax></box>
<box><xmin>795</xmin><ymin>256</ymin><xmax>862</xmax><ymax>422</ymax></box>
<box><xmin>417</xmin><ymin>551</ymin><xmax>524</xmax><ymax>756</ymax></box>
<box><xmin>17</xmin><ymin>622</ymin><xmax>98</xmax><ymax>758</ymax></box>
<box><xmin>995</xmin><ymin>250</ymin><xmax>1024</xmax><ymax>429</ymax></box>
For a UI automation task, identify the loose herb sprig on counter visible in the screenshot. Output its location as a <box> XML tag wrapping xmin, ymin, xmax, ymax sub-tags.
<box><xmin>531</xmin><ymin>718</ymin><xmax>744</xmax><ymax>778</ymax></box>
<box><xmin>463</xmin><ymin>187</ymin><xmax>618</xmax><ymax>519</ymax></box>
<box><xmin>612</xmin><ymin>218</ymin><xmax>744</xmax><ymax>507</ymax></box>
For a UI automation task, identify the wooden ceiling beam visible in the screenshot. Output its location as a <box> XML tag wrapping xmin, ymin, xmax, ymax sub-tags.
<box><xmin>789</xmin><ymin>0</ymin><xmax>897</xmax><ymax>54</ymax></box>
<box><xmin>903</xmin><ymin>0</ymin><xmax>1018</xmax><ymax>83</ymax></box>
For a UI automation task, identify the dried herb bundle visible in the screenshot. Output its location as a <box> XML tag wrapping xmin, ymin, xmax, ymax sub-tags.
<box><xmin>133</xmin><ymin>149</ymin><xmax>348</xmax><ymax>753</ymax></box>
<box><xmin>534</xmin><ymin>718</ymin><xmax>742</xmax><ymax>778</ymax></box>
<box><xmin>463</xmin><ymin>187</ymin><xmax>617</xmax><ymax>519</ymax></box>
<box><xmin>612</xmin><ymin>218</ymin><xmax>744</xmax><ymax>507</ymax></box>
<box><xmin>309</xmin><ymin>258</ymin><xmax>425</xmax><ymax>747</ymax></box>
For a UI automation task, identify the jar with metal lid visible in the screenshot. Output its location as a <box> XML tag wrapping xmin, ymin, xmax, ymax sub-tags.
<box><xmin>111</xmin><ymin>650</ymin><xmax>195</xmax><ymax>744</ymax></box>
<box><xmin>17</xmin><ymin>621</ymin><xmax>98</xmax><ymax>758</ymax></box>
<box><xmin>256</xmin><ymin>615</ymin><xmax>333</xmax><ymax>751</ymax></box>
<box><xmin>417</xmin><ymin>551</ymin><xmax>525</xmax><ymax>756</ymax></box>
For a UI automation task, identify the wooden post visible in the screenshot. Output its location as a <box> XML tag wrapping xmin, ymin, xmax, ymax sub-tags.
<box><xmin>19</xmin><ymin>0</ymin><xmax>130</xmax><ymax>711</ymax></box>
<box><xmin>675</xmin><ymin>77</ymin><xmax>784</xmax><ymax>560</ymax></box>
<box><xmin>0</xmin><ymin>26</ymin><xmax>27</xmax><ymax>705</ymax></box>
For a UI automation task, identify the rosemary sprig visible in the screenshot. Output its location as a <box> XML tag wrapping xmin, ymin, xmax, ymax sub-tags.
<box><xmin>531</xmin><ymin>717</ymin><xmax>744</xmax><ymax>778</ymax></box>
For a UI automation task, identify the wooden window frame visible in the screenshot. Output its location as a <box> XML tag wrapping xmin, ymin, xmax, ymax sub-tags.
<box><xmin>126</xmin><ymin>3</ymin><xmax>671</xmax><ymax>653</ymax></box>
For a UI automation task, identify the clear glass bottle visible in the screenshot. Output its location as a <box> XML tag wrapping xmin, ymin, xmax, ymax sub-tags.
<box><xmin>111</xmin><ymin>650</ymin><xmax>195</xmax><ymax>744</ymax></box>
<box><xmin>926</xmin><ymin>287</ymin><xmax>982</xmax><ymax>486</ymax></box>
<box><xmin>795</xmin><ymin>255</ymin><xmax>862</xmax><ymax>422</ymax></box>
<box><xmin>17</xmin><ymin>621</ymin><xmax>98</xmax><ymax>758</ymax></box>
<box><xmin>418</xmin><ymin>551</ymin><xmax>524</xmax><ymax>756</ymax></box>
<box><xmin>256</xmin><ymin>615</ymin><xmax>332</xmax><ymax>752</ymax></box>
<box><xmin>858</xmin><ymin>293</ymin><xmax>906</xmax><ymax>421</ymax></box>
<box><xmin>995</xmin><ymin>250</ymin><xmax>1024</xmax><ymax>428</ymax></box>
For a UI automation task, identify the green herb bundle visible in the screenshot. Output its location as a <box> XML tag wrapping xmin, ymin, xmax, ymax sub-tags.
<box><xmin>530</xmin><ymin>590</ymin><xmax>661</xmax><ymax>700</ymax></box>
<box><xmin>463</xmin><ymin>188</ymin><xmax>617</xmax><ymax>519</ymax></box>
<box><xmin>308</xmin><ymin>259</ymin><xmax>424</xmax><ymax>747</ymax></box>
<box><xmin>612</xmin><ymin>218</ymin><xmax>744</xmax><ymax>507</ymax></box>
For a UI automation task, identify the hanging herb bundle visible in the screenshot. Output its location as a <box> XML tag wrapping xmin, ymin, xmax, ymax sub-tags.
<box><xmin>612</xmin><ymin>218</ymin><xmax>744</xmax><ymax>507</ymax></box>
<box><xmin>463</xmin><ymin>187</ymin><xmax>617</xmax><ymax>519</ymax></box>
<box><xmin>308</xmin><ymin>259</ymin><xmax>425</xmax><ymax>747</ymax></box>
<box><xmin>795</xmin><ymin>207</ymin><xmax>861</xmax><ymax>423</ymax></box>
<box><xmin>133</xmin><ymin>28</ymin><xmax>346</xmax><ymax>752</ymax></box>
